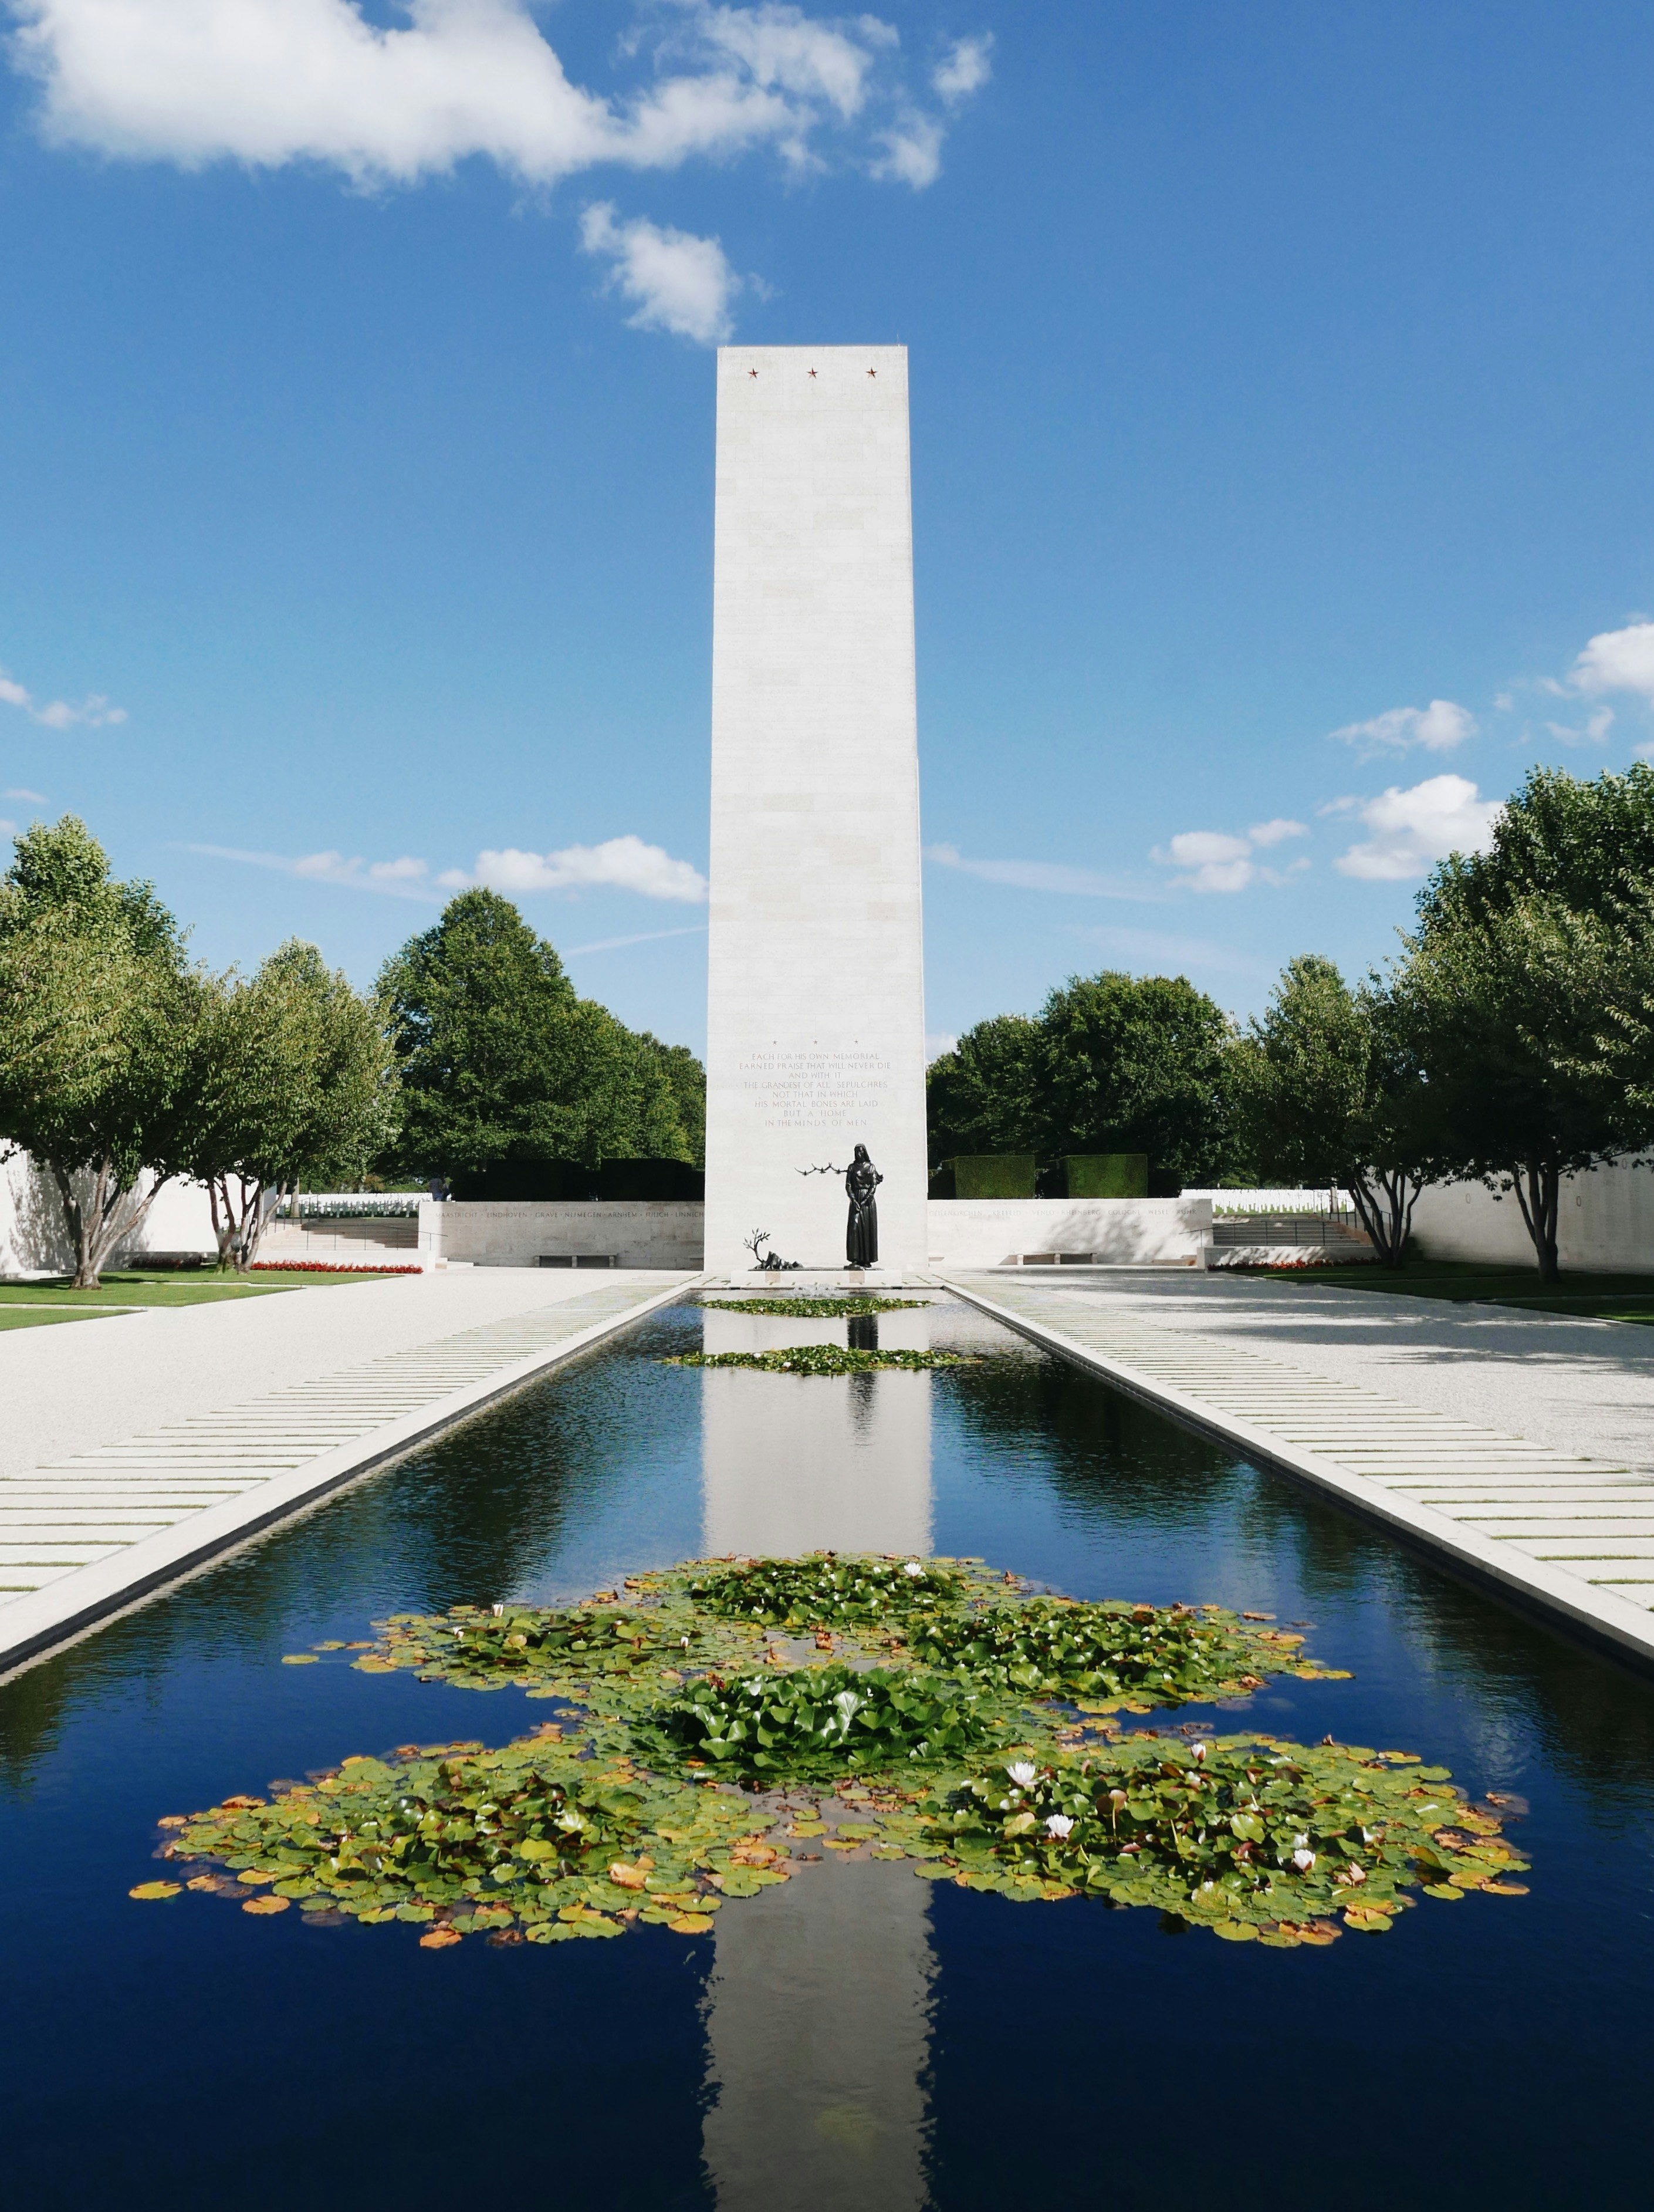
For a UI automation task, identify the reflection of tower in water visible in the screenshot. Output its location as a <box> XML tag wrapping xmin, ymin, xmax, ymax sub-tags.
<box><xmin>699</xmin><ymin>1307</ymin><xmax>931</xmax><ymax>1558</ymax></box>
<box><xmin>698</xmin><ymin>1300</ymin><xmax>937</xmax><ymax>2210</ymax></box>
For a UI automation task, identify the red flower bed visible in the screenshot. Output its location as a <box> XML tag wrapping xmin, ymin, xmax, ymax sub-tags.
<box><xmin>249</xmin><ymin>1261</ymin><xmax>423</xmax><ymax>1275</ymax></box>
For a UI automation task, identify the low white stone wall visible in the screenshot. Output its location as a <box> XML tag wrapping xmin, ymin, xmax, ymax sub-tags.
<box><xmin>0</xmin><ymin>1153</ymin><xmax>219</xmax><ymax>1275</ymax></box>
<box><xmin>1411</xmin><ymin>1159</ymin><xmax>1654</xmax><ymax>1273</ymax></box>
<box><xmin>925</xmin><ymin>1197</ymin><xmax>1212</xmax><ymax>1269</ymax></box>
<box><xmin>422</xmin><ymin>1199</ymin><xmax>705</xmax><ymax>1270</ymax></box>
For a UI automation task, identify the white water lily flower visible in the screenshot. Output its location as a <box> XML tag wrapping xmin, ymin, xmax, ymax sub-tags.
<box><xmin>492</xmin><ymin>1605</ymin><xmax>505</xmax><ymax>1617</ymax></box>
<box><xmin>1292</xmin><ymin>1848</ymin><xmax>1316</xmax><ymax>1872</ymax></box>
<box><xmin>902</xmin><ymin>1561</ymin><xmax>925</xmax><ymax>1578</ymax></box>
<box><xmin>1007</xmin><ymin>1762</ymin><xmax>1037</xmax><ymax>1789</ymax></box>
<box><xmin>1293</xmin><ymin>1832</ymin><xmax>1310</xmax><ymax>1849</ymax></box>
<box><xmin>1044</xmin><ymin>1813</ymin><xmax>1074</xmax><ymax>1838</ymax></box>
<box><xmin>1191</xmin><ymin>1741</ymin><xmax>1208</xmax><ymax>1763</ymax></box>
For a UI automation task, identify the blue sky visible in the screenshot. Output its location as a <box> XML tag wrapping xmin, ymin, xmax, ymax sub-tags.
<box><xmin>3</xmin><ymin>0</ymin><xmax>1653</xmax><ymax>1058</ymax></box>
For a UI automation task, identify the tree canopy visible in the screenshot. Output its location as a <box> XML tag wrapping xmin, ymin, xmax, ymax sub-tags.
<box><xmin>377</xmin><ymin>889</ymin><xmax>700</xmax><ymax>1177</ymax></box>
<box><xmin>179</xmin><ymin>940</ymin><xmax>400</xmax><ymax>1269</ymax></box>
<box><xmin>0</xmin><ymin>816</ymin><xmax>199</xmax><ymax>1284</ymax></box>
<box><xmin>928</xmin><ymin>972</ymin><xmax>1240</xmax><ymax>1190</ymax></box>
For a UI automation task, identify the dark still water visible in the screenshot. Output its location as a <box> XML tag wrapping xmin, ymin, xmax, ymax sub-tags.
<box><xmin>4</xmin><ymin>1296</ymin><xmax>1651</xmax><ymax>2211</ymax></box>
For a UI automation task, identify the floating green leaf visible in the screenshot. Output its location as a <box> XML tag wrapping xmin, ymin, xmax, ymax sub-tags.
<box><xmin>147</xmin><ymin>1554</ymin><xmax>1528</xmax><ymax>1954</ymax></box>
<box><xmin>702</xmin><ymin>1297</ymin><xmax>931</xmax><ymax>1317</ymax></box>
<box><xmin>665</xmin><ymin>1345</ymin><xmax>973</xmax><ymax>1375</ymax></box>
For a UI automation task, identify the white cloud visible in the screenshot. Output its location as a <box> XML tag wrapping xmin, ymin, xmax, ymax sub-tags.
<box><xmin>925</xmin><ymin>1029</ymin><xmax>958</xmax><ymax>1061</ymax></box>
<box><xmin>1570</xmin><ymin>621</ymin><xmax>1654</xmax><ymax>701</ymax></box>
<box><xmin>932</xmin><ymin>33</ymin><xmax>992</xmax><ymax>103</ymax></box>
<box><xmin>0</xmin><ymin>819</ymin><xmax>14</xmax><ymax>838</ymax></box>
<box><xmin>1330</xmin><ymin>698</ymin><xmax>1476</xmax><ymax>756</ymax></box>
<box><xmin>580</xmin><ymin>201</ymin><xmax>737</xmax><ymax>344</ymax></box>
<box><xmin>0</xmin><ymin>661</ymin><xmax>126</xmax><ymax>728</ymax></box>
<box><xmin>473</xmin><ymin>834</ymin><xmax>707</xmax><ymax>902</ymax></box>
<box><xmin>1156</xmin><ymin>829</ymin><xmax>1253</xmax><ymax>894</ymax></box>
<box><xmin>8</xmin><ymin>0</ymin><xmax>983</xmax><ymax>211</ymax></box>
<box><xmin>1332</xmin><ymin>774</ymin><xmax>1501</xmax><ymax>882</ymax></box>
<box><xmin>3</xmin><ymin>786</ymin><xmax>46</xmax><ymax>802</ymax></box>
<box><xmin>1246</xmin><ymin>816</ymin><xmax>1307</xmax><ymax>848</ymax></box>
<box><xmin>870</xmin><ymin>111</ymin><xmax>942</xmax><ymax>187</ymax></box>
<box><xmin>1150</xmin><ymin>820</ymin><xmax>1310</xmax><ymax>894</ymax></box>
<box><xmin>925</xmin><ymin>842</ymin><xmax>1152</xmax><ymax>900</ymax></box>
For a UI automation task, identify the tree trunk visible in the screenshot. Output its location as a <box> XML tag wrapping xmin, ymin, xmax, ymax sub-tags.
<box><xmin>1510</xmin><ymin>1159</ymin><xmax>1562</xmax><ymax>1281</ymax></box>
<box><xmin>49</xmin><ymin>1159</ymin><xmax>167</xmax><ymax>1288</ymax></box>
<box><xmin>1344</xmin><ymin>1170</ymin><xmax>1419</xmax><ymax>1268</ymax></box>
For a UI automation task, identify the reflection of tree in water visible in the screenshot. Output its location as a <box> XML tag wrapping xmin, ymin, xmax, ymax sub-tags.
<box><xmin>0</xmin><ymin>1309</ymin><xmax>706</xmax><ymax>1793</ymax></box>
<box><xmin>940</xmin><ymin>1339</ymin><xmax>1654</xmax><ymax>1822</ymax></box>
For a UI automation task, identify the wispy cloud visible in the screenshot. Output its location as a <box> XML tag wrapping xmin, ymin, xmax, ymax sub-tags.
<box><xmin>1150</xmin><ymin>819</ymin><xmax>1308</xmax><ymax>894</ymax></box>
<box><xmin>1331</xmin><ymin>774</ymin><xmax>1501</xmax><ymax>881</ymax></box>
<box><xmin>1330</xmin><ymin>699</ymin><xmax>1476</xmax><ymax>757</ymax></box>
<box><xmin>187</xmin><ymin>844</ymin><xmax>444</xmax><ymax>900</ymax></box>
<box><xmin>1065</xmin><ymin>924</ymin><xmax>1272</xmax><ymax>981</ymax></box>
<box><xmin>1544</xmin><ymin>705</ymin><xmax>1615</xmax><ymax>747</ymax></box>
<box><xmin>192</xmin><ymin>831</ymin><xmax>709</xmax><ymax>904</ymax></box>
<box><xmin>932</xmin><ymin>33</ymin><xmax>992</xmax><ymax>103</ymax></box>
<box><xmin>580</xmin><ymin>202</ymin><xmax>738</xmax><ymax>345</ymax></box>
<box><xmin>1</xmin><ymin>662</ymin><xmax>126</xmax><ymax>730</ymax></box>
<box><xmin>925</xmin><ymin>1029</ymin><xmax>959</xmax><ymax>1061</ymax></box>
<box><xmin>564</xmin><ymin>924</ymin><xmax>708</xmax><ymax>955</ymax></box>
<box><xmin>925</xmin><ymin>842</ymin><xmax>1154</xmax><ymax>900</ymax></box>
<box><xmin>2</xmin><ymin>786</ymin><xmax>46</xmax><ymax>802</ymax></box>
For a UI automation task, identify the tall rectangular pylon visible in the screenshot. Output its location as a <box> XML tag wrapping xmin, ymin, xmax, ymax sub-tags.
<box><xmin>704</xmin><ymin>345</ymin><xmax>928</xmax><ymax>1276</ymax></box>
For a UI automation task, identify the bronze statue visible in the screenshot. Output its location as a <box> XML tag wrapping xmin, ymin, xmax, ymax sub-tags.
<box><xmin>844</xmin><ymin>1143</ymin><xmax>882</xmax><ymax>1268</ymax></box>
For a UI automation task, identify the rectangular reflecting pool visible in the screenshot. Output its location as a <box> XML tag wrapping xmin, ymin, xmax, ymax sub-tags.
<box><xmin>4</xmin><ymin>1294</ymin><xmax>1652</xmax><ymax>2210</ymax></box>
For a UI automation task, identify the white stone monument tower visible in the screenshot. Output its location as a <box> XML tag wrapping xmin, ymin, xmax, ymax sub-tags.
<box><xmin>703</xmin><ymin>345</ymin><xmax>928</xmax><ymax>1275</ymax></box>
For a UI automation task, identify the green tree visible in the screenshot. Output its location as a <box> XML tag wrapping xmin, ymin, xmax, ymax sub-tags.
<box><xmin>926</xmin><ymin>1015</ymin><xmax>1044</xmax><ymax>1168</ymax></box>
<box><xmin>1234</xmin><ymin>954</ymin><xmax>1439</xmax><ymax>1265</ymax></box>
<box><xmin>1037</xmin><ymin>971</ymin><xmax>1241</xmax><ymax>1189</ymax></box>
<box><xmin>180</xmin><ymin>941</ymin><xmax>400</xmax><ymax>1271</ymax></box>
<box><xmin>638</xmin><ymin>1034</ymin><xmax>706</xmax><ymax>1167</ymax></box>
<box><xmin>1404</xmin><ymin>765</ymin><xmax>1654</xmax><ymax>1280</ymax></box>
<box><xmin>377</xmin><ymin>890</ymin><xmax>696</xmax><ymax>1176</ymax></box>
<box><xmin>1399</xmin><ymin>894</ymin><xmax>1654</xmax><ymax>1279</ymax></box>
<box><xmin>0</xmin><ymin>818</ymin><xmax>198</xmax><ymax>1286</ymax></box>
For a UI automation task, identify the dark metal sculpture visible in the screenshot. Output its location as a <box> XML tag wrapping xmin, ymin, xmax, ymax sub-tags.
<box><xmin>743</xmin><ymin>1228</ymin><xmax>801</xmax><ymax>1272</ymax></box>
<box><xmin>844</xmin><ymin>1143</ymin><xmax>882</xmax><ymax>1268</ymax></box>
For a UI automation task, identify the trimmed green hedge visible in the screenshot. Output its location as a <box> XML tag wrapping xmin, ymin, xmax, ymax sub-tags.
<box><xmin>949</xmin><ymin>1154</ymin><xmax>1039</xmax><ymax>1199</ymax></box>
<box><xmin>1064</xmin><ymin>1154</ymin><xmax>1149</xmax><ymax>1198</ymax></box>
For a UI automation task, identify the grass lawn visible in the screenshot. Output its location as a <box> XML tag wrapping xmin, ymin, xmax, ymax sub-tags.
<box><xmin>1259</xmin><ymin>1258</ymin><xmax>1654</xmax><ymax>1326</ymax></box>
<box><xmin>0</xmin><ymin>1304</ymin><xmax>137</xmax><ymax>1329</ymax></box>
<box><xmin>0</xmin><ymin>1268</ymin><xmax>410</xmax><ymax>1312</ymax></box>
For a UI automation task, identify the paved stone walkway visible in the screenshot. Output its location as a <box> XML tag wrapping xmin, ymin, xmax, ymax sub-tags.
<box><xmin>942</xmin><ymin>1271</ymin><xmax>1654</xmax><ymax>1667</ymax></box>
<box><xmin>0</xmin><ymin>1270</ymin><xmax>699</xmax><ymax>1672</ymax></box>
